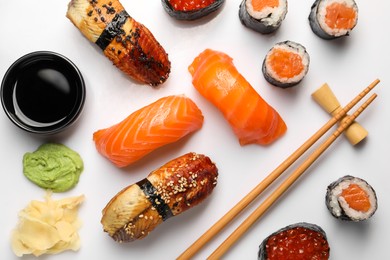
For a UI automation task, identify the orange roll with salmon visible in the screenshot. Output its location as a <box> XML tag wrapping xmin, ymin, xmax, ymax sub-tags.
<box><xmin>239</xmin><ymin>0</ymin><xmax>288</xmax><ymax>34</ymax></box>
<box><xmin>93</xmin><ymin>95</ymin><xmax>204</xmax><ymax>167</ymax></box>
<box><xmin>262</xmin><ymin>41</ymin><xmax>310</xmax><ymax>88</ymax></box>
<box><xmin>188</xmin><ymin>49</ymin><xmax>287</xmax><ymax>146</ymax></box>
<box><xmin>326</xmin><ymin>175</ymin><xmax>378</xmax><ymax>222</ymax></box>
<box><xmin>309</xmin><ymin>0</ymin><xmax>358</xmax><ymax>40</ymax></box>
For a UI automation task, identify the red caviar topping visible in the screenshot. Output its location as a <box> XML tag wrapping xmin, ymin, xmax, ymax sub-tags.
<box><xmin>265</xmin><ymin>227</ymin><xmax>330</xmax><ymax>259</ymax></box>
<box><xmin>168</xmin><ymin>0</ymin><xmax>216</xmax><ymax>12</ymax></box>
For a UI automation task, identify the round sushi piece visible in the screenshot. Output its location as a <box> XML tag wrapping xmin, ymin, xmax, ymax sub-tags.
<box><xmin>239</xmin><ymin>0</ymin><xmax>288</xmax><ymax>34</ymax></box>
<box><xmin>326</xmin><ymin>175</ymin><xmax>378</xmax><ymax>222</ymax></box>
<box><xmin>258</xmin><ymin>222</ymin><xmax>330</xmax><ymax>260</ymax></box>
<box><xmin>262</xmin><ymin>41</ymin><xmax>310</xmax><ymax>88</ymax></box>
<box><xmin>309</xmin><ymin>0</ymin><xmax>358</xmax><ymax>40</ymax></box>
<box><xmin>161</xmin><ymin>0</ymin><xmax>225</xmax><ymax>20</ymax></box>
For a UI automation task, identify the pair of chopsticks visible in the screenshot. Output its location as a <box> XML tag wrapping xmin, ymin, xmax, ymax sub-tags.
<box><xmin>178</xmin><ymin>79</ymin><xmax>380</xmax><ymax>259</ymax></box>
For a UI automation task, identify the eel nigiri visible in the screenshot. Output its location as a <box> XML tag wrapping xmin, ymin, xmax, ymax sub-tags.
<box><xmin>66</xmin><ymin>0</ymin><xmax>171</xmax><ymax>86</ymax></box>
<box><xmin>93</xmin><ymin>95</ymin><xmax>203</xmax><ymax>167</ymax></box>
<box><xmin>101</xmin><ymin>152</ymin><xmax>218</xmax><ymax>242</ymax></box>
<box><xmin>188</xmin><ymin>49</ymin><xmax>287</xmax><ymax>146</ymax></box>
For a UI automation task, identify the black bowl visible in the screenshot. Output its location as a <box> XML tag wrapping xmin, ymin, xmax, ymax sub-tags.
<box><xmin>1</xmin><ymin>51</ymin><xmax>86</xmax><ymax>135</ymax></box>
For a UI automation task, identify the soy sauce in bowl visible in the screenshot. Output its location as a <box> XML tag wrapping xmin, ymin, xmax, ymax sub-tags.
<box><xmin>1</xmin><ymin>51</ymin><xmax>86</xmax><ymax>135</ymax></box>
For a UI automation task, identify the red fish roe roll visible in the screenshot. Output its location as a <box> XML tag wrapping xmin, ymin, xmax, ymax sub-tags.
<box><xmin>258</xmin><ymin>222</ymin><xmax>330</xmax><ymax>260</ymax></box>
<box><xmin>161</xmin><ymin>0</ymin><xmax>225</xmax><ymax>20</ymax></box>
<box><xmin>309</xmin><ymin>0</ymin><xmax>358</xmax><ymax>40</ymax></box>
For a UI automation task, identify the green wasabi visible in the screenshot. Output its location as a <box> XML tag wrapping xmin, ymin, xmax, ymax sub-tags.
<box><xmin>23</xmin><ymin>143</ymin><xmax>84</xmax><ymax>192</ymax></box>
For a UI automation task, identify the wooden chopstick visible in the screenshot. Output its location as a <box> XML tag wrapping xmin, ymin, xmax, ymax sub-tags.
<box><xmin>177</xmin><ymin>79</ymin><xmax>379</xmax><ymax>260</ymax></box>
<box><xmin>207</xmin><ymin>92</ymin><xmax>377</xmax><ymax>259</ymax></box>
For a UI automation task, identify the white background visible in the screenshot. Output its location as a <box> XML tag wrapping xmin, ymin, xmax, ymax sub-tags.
<box><xmin>1</xmin><ymin>0</ymin><xmax>389</xmax><ymax>259</ymax></box>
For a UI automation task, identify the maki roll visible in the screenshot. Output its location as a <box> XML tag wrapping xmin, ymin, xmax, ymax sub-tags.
<box><xmin>309</xmin><ymin>0</ymin><xmax>358</xmax><ymax>40</ymax></box>
<box><xmin>326</xmin><ymin>175</ymin><xmax>378</xmax><ymax>222</ymax></box>
<box><xmin>262</xmin><ymin>41</ymin><xmax>310</xmax><ymax>88</ymax></box>
<box><xmin>239</xmin><ymin>0</ymin><xmax>288</xmax><ymax>34</ymax></box>
<box><xmin>161</xmin><ymin>0</ymin><xmax>225</xmax><ymax>20</ymax></box>
<box><xmin>258</xmin><ymin>222</ymin><xmax>330</xmax><ymax>259</ymax></box>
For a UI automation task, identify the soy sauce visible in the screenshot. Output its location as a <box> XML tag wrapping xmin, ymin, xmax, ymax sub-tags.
<box><xmin>12</xmin><ymin>60</ymin><xmax>78</xmax><ymax>127</ymax></box>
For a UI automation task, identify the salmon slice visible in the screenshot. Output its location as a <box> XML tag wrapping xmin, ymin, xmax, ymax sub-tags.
<box><xmin>93</xmin><ymin>95</ymin><xmax>203</xmax><ymax>167</ymax></box>
<box><xmin>341</xmin><ymin>183</ymin><xmax>371</xmax><ymax>212</ymax></box>
<box><xmin>325</xmin><ymin>2</ymin><xmax>357</xmax><ymax>30</ymax></box>
<box><xmin>267</xmin><ymin>49</ymin><xmax>304</xmax><ymax>79</ymax></box>
<box><xmin>251</xmin><ymin>0</ymin><xmax>279</xmax><ymax>12</ymax></box>
<box><xmin>189</xmin><ymin>49</ymin><xmax>287</xmax><ymax>145</ymax></box>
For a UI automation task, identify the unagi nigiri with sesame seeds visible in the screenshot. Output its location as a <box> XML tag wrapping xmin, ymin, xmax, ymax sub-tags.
<box><xmin>93</xmin><ymin>95</ymin><xmax>204</xmax><ymax>167</ymax></box>
<box><xmin>101</xmin><ymin>152</ymin><xmax>218</xmax><ymax>242</ymax></box>
<box><xmin>66</xmin><ymin>0</ymin><xmax>170</xmax><ymax>86</ymax></box>
<box><xmin>189</xmin><ymin>49</ymin><xmax>287</xmax><ymax>145</ymax></box>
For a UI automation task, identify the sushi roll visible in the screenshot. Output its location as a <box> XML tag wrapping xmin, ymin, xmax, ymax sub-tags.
<box><xmin>258</xmin><ymin>222</ymin><xmax>330</xmax><ymax>259</ymax></box>
<box><xmin>309</xmin><ymin>0</ymin><xmax>358</xmax><ymax>40</ymax></box>
<box><xmin>326</xmin><ymin>175</ymin><xmax>378</xmax><ymax>222</ymax></box>
<box><xmin>161</xmin><ymin>0</ymin><xmax>225</xmax><ymax>20</ymax></box>
<box><xmin>262</xmin><ymin>41</ymin><xmax>310</xmax><ymax>88</ymax></box>
<box><xmin>239</xmin><ymin>0</ymin><xmax>288</xmax><ymax>34</ymax></box>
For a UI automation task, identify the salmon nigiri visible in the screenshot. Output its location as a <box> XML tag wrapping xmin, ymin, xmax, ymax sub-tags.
<box><xmin>188</xmin><ymin>49</ymin><xmax>286</xmax><ymax>146</ymax></box>
<box><xmin>93</xmin><ymin>95</ymin><xmax>203</xmax><ymax>167</ymax></box>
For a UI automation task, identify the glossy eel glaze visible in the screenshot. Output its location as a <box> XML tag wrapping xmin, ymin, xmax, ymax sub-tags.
<box><xmin>66</xmin><ymin>0</ymin><xmax>171</xmax><ymax>86</ymax></box>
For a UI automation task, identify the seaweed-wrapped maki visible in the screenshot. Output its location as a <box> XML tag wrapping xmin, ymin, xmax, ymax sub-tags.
<box><xmin>309</xmin><ymin>0</ymin><xmax>358</xmax><ymax>40</ymax></box>
<box><xmin>258</xmin><ymin>222</ymin><xmax>330</xmax><ymax>259</ymax></box>
<box><xmin>326</xmin><ymin>175</ymin><xmax>378</xmax><ymax>222</ymax></box>
<box><xmin>239</xmin><ymin>0</ymin><xmax>287</xmax><ymax>34</ymax></box>
<box><xmin>262</xmin><ymin>41</ymin><xmax>310</xmax><ymax>88</ymax></box>
<box><xmin>161</xmin><ymin>0</ymin><xmax>225</xmax><ymax>20</ymax></box>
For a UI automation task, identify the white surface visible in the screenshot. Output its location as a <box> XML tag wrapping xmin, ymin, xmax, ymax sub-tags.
<box><xmin>1</xmin><ymin>0</ymin><xmax>389</xmax><ymax>259</ymax></box>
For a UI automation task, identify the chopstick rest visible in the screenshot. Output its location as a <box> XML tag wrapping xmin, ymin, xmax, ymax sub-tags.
<box><xmin>312</xmin><ymin>83</ymin><xmax>368</xmax><ymax>145</ymax></box>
